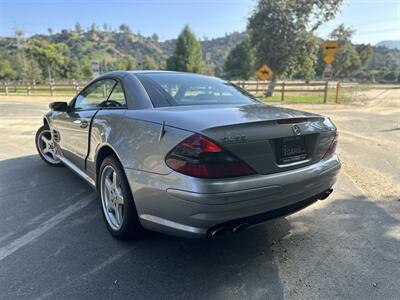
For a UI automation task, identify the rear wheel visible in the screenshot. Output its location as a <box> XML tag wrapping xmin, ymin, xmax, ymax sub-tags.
<box><xmin>35</xmin><ymin>124</ymin><xmax>63</xmax><ymax>167</ymax></box>
<box><xmin>99</xmin><ymin>155</ymin><xmax>143</xmax><ymax>239</ymax></box>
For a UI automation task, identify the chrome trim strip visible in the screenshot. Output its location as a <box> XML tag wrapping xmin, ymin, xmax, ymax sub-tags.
<box><xmin>140</xmin><ymin>214</ymin><xmax>207</xmax><ymax>234</ymax></box>
<box><xmin>57</xmin><ymin>155</ymin><xmax>96</xmax><ymax>188</ymax></box>
<box><xmin>277</xmin><ymin>158</ymin><xmax>311</xmax><ymax>168</ymax></box>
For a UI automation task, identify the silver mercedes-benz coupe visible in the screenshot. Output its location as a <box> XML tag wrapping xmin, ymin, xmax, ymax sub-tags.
<box><xmin>35</xmin><ymin>71</ymin><xmax>341</xmax><ymax>239</ymax></box>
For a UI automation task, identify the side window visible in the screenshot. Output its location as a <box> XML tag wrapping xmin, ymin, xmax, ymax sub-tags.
<box><xmin>107</xmin><ymin>82</ymin><xmax>127</xmax><ymax>106</ymax></box>
<box><xmin>74</xmin><ymin>79</ymin><xmax>116</xmax><ymax>110</ymax></box>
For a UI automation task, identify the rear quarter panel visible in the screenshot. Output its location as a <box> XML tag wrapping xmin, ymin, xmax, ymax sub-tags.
<box><xmin>87</xmin><ymin>109</ymin><xmax>193</xmax><ymax>178</ymax></box>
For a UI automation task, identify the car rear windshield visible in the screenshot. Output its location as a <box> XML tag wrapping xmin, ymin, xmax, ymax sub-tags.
<box><xmin>135</xmin><ymin>72</ymin><xmax>259</xmax><ymax>107</ymax></box>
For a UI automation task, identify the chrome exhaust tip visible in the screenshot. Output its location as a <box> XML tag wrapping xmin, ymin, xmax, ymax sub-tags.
<box><xmin>210</xmin><ymin>226</ymin><xmax>228</xmax><ymax>238</ymax></box>
<box><xmin>232</xmin><ymin>223</ymin><xmax>250</xmax><ymax>234</ymax></box>
<box><xmin>319</xmin><ymin>188</ymin><xmax>333</xmax><ymax>200</ymax></box>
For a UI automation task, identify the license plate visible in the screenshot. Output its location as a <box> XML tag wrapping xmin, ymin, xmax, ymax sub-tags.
<box><xmin>275</xmin><ymin>136</ymin><xmax>308</xmax><ymax>164</ymax></box>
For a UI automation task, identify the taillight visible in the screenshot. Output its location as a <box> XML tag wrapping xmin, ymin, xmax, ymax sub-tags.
<box><xmin>323</xmin><ymin>132</ymin><xmax>338</xmax><ymax>159</ymax></box>
<box><xmin>165</xmin><ymin>134</ymin><xmax>256</xmax><ymax>178</ymax></box>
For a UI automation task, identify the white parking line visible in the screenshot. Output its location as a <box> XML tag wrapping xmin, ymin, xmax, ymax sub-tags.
<box><xmin>0</xmin><ymin>193</ymin><xmax>96</xmax><ymax>262</ymax></box>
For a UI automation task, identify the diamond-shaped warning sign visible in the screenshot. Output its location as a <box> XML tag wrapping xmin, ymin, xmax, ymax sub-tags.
<box><xmin>323</xmin><ymin>55</ymin><xmax>335</xmax><ymax>64</ymax></box>
<box><xmin>256</xmin><ymin>65</ymin><xmax>273</xmax><ymax>81</ymax></box>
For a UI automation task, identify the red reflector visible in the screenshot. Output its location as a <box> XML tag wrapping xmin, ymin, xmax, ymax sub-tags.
<box><xmin>165</xmin><ymin>159</ymin><xmax>255</xmax><ymax>178</ymax></box>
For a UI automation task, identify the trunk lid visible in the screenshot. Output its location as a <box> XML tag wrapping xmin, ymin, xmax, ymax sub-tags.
<box><xmin>142</xmin><ymin>103</ymin><xmax>321</xmax><ymax>132</ymax></box>
<box><xmin>132</xmin><ymin>104</ymin><xmax>337</xmax><ymax>174</ymax></box>
<box><xmin>201</xmin><ymin>116</ymin><xmax>336</xmax><ymax>174</ymax></box>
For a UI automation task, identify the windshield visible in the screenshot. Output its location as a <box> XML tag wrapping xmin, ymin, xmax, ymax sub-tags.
<box><xmin>136</xmin><ymin>72</ymin><xmax>259</xmax><ymax>107</ymax></box>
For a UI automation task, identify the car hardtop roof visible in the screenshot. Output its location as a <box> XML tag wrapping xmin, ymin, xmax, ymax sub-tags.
<box><xmin>102</xmin><ymin>70</ymin><xmax>222</xmax><ymax>80</ymax></box>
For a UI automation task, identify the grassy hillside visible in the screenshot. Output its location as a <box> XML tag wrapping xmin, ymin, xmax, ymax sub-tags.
<box><xmin>0</xmin><ymin>28</ymin><xmax>246</xmax><ymax>80</ymax></box>
<box><xmin>0</xmin><ymin>27</ymin><xmax>398</xmax><ymax>82</ymax></box>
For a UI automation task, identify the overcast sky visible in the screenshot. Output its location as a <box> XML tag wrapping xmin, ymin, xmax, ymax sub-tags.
<box><xmin>0</xmin><ymin>0</ymin><xmax>399</xmax><ymax>45</ymax></box>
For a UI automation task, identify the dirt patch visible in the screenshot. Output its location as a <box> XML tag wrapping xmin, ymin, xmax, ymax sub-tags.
<box><xmin>338</xmin><ymin>150</ymin><xmax>400</xmax><ymax>203</ymax></box>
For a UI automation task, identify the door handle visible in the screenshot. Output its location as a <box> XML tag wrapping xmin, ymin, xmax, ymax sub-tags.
<box><xmin>73</xmin><ymin>119</ymin><xmax>89</xmax><ymax>129</ymax></box>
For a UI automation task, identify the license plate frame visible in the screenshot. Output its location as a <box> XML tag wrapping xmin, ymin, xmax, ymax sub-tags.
<box><xmin>275</xmin><ymin>136</ymin><xmax>308</xmax><ymax>165</ymax></box>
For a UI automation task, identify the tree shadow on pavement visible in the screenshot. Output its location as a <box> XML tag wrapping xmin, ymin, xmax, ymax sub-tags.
<box><xmin>0</xmin><ymin>155</ymin><xmax>399</xmax><ymax>300</ymax></box>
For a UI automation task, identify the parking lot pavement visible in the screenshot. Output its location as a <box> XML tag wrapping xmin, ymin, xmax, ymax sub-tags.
<box><xmin>0</xmin><ymin>96</ymin><xmax>399</xmax><ymax>299</ymax></box>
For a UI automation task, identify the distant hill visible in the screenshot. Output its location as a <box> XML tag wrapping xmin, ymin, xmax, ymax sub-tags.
<box><xmin>0</xmin><ymin>29</ymin><xmax>246</xmax><ymax>77</ymax></box>
<box><xmin>0</xmin><ymin>28</ymin><xmax>398</xmax><ymax>82</ymax></box>
<box><xmin>375</xmin><ymin>40</ymin><xmax>400</xmax><ymax>49</ymax></box>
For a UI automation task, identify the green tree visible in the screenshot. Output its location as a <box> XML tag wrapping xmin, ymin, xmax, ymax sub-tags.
<box><xmin>25</xmin><ymin>54</ymin><xmax>43</xmax><ymax>80</ymax></box>
<box><xmin>31</xmin><ymin>39</ymin><xmax>68</xmax><ymax>80</ymax></box>
<box><xmin>329</xmin><ymin>25</ymin><xmax>371</xmax><ymax>78</ymax></box>
<box><xmin>369</xmin><ymin>47</ymin><xmax>400</xmax><ymax>72</ymax></box>
<box><xmin>0</xmin><ymin>60</ymin><xmax>16</xmax><ymax>79</ymax></box>
<box><xmin>224</xmin><ymin>38</ymin><xmax>255</xmax><ymax>80</ymax></box>
<box><xmin>114</xmin><ymin>57</ymin><xmax>127</xmax><ymax>70</ymax></box>
<box><xmin>12</xmin><ymin>52</ymin><xmax>30</xmax><ymax>80</ymax></box>
<box><xmin>81</xmin><ymin>58</ymin><xmax>93</xmax><ymax>79</ymax></box>
<box><xmin>63</xmin><ymin>57</ymin><xmax>82</xmax><ymax>79</ymax></box>
<box><xmin>142</xmin><ymin>55</ymin><xmax>158</xmax><ymax>70</ymax></box>
<box><xmin>110</xmin><ymin>56</ymin><xmax>136</xmax><ymax>71</ymax></box>
<box><xmin>75</xmin><ymin>22</ymin><xmax>82</xmax><ymax>35</ymax></box>
<box><xmin>291</xmin><ymin>32</ymin><xmax>319</xmax><ymax>80</ymax></box>
<box><xmin>151</xmin><ymin>33</ymin><xmax>159</xmax><ymax>42</ymax></box>
<box><xmin>90</xmin><ymin>23</ymin><xmax>97</xmax><ymax>32</ymax></box>
<box><xmin>248</xmin><ymin>0</ymin><xmax>342</xmax><ymax>95</ymax></box>
<box><xmin>0</xmin><ymin>51</ymin><xmax>16</xmax><ymax>79</ymax></box>
<box><xmin>383</xmin><ymin>71</ymin><xmax>398</xmax><ymax>82</ymax></box>
<box><xmin>167</xmin><ymin>25</ymin><xmax>205</xmax><ymax>73</ymax></box>
<box><xmin>126</xmin><ymin>56</ymin><xmax>136</xmax><ymax>70</ymax></box>
<box><xmin>119</xmin><ymin>24</ymin><xmax>132</xmax><ymax>34</ymax></box>
<box><xmin>205</xmin><ymin>62</ymin><xmax>216</xmax><ymax>76</ymax></box>
<box><xmin>355</xmin><ymin>44</ymin><xmax>373</xmax><ymax>67</ymax></box>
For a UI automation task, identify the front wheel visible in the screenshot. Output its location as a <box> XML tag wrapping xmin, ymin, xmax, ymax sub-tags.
<box><xmin>35</xmin><ymin>124</ymin><xmax>63</xmax><ymax>167</ymax></box>
<box><xmin>99</xmin><ymin>155</ymin><xmax>144</xmax><ymax>239</ymax></box>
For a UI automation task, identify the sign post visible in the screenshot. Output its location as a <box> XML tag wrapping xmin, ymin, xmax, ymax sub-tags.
<box><xmin>322</xmin><ymin>41</ymin><xmax>338</xmax><ymax>79</ymax></box>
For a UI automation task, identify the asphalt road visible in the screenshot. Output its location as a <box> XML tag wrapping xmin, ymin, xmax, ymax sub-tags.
<box><xmin>0</xmin><ymin>95</ymin><xmax>399</xmax><ymax>299</ymax></box>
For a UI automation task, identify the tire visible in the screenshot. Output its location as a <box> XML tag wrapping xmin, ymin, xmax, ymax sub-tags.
<box><xmin>98</xmin><ymin>155</ymin><xmax>144</xmax><ymax>239</ymax></box>
<box><xmin>35</xmin><ymin>124</ymin><xmax>63</xmax><ymax>167</ymax></box>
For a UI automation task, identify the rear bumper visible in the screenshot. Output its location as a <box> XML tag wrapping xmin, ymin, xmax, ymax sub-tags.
<box><xmin>125</xmin><ymin>155</ymin><xmax>341</xmax><ymax>238</ymax></box>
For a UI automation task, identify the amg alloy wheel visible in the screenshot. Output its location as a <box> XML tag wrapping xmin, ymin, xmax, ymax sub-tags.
<box><xmin>99</xmin><ymin>156</ymin><xmax>143</xmax><ymax>239</ymax></box>
<box><xmin>100</xmin><ymin>165</ymin><xmax>125</xmax><ymax>230</ymax></box>
<box><xmin>35</xmin><ymin>125</ymin><xmax>63</xmax><ymax>167</ymax></box>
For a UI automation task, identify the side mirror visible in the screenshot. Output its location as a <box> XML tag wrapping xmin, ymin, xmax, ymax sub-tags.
<box><xmin>49</xmin><ymin>101</ymin><xmax>69</xmax><ymax>112</ymax></box>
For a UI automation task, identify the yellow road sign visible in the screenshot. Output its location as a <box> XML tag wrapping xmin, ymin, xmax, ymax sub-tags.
<box><xmin>323</xmin><ymin>55</ymin><xmax>335</xmax><ymax>64</ymax></box>
<box><xmin>323</xmin><ymin>41</ymin><xmax>339</xmax><ymax>55</ymax></box>
<box><xmin>256</xmin><ymin>65</ymin><xmax>273</xmax><ymax>81</ymax></box>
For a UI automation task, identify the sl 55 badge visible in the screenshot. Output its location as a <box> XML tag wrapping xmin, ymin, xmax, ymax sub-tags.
<box><xmin>221</xmin><ymin>135</ymin><xmax>247</xmax><ymax>144</ymax></box>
